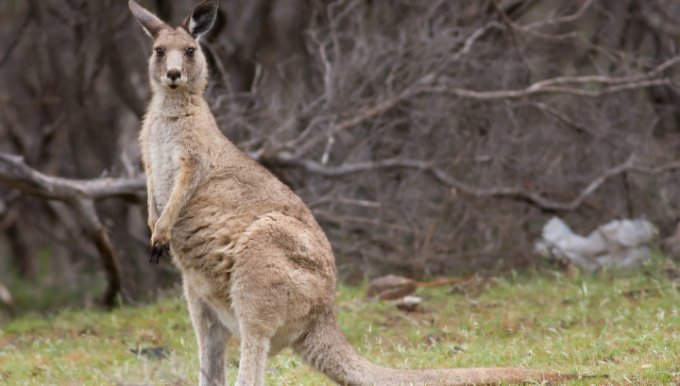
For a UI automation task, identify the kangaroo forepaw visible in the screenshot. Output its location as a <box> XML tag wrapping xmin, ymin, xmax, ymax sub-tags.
<box><xmin>149</xmin><ymin>243</ymin><xmax>169</xmax><ymax>264</ymax></box>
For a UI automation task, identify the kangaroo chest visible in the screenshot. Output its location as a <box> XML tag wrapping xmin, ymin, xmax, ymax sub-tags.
<box><xmin>145</xmin><ymin>118</ymin><xmax>185</xmax><ymax>214</ymax></box>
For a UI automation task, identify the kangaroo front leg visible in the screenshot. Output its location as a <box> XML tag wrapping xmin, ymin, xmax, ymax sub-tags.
<box><xmin>151</xmin><ymin>154</ymin><xmax>203</xmax><ymax>256</ymax></box>
<box><xmin>185</xmin><ymin>283</ymin><xmax>230</xmax><ymax>386</ymax></box>
<box><xmin>146</xmin><ymin>178</ymin><xmax>159</xmax><ymax>230</ymax></box>
<box><xmin>235</xmin><ymin>328</ymin><xmax>271</xmax><ymax>386</ymax></box>
<box><xmin>146</xmin><ymin>181</ymin><xmax>166</xmax><ymax>263</ymax></box>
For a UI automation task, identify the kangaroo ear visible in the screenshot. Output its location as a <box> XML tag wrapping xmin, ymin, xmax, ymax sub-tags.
<box><xmin>129</xmin><ymin>0</ymin><xmax>167</xmax><ymax>38</ymax></box>
<box><xmin>183</xmin><ymin>0</ymin><xmax>219</xmax><ymax>40</ymax></box>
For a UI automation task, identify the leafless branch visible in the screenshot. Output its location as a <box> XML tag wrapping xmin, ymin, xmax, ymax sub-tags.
<box><xmin>0</xmin><ymin>6</ymin><xmax>32</xmax><ymax>68</ymax></box>
<box><xmin>521</xmin><ymin>102</ymin><xmax>595</xmax><ymax>136</ymax></box>
<box><xmin>0</xmin><ymin>151</ymin><xmax>145</xmax><ymax>307</ymax></box>
<box><xmin>451</xmin><ymin>21</ymin><xmax>504</xmax><ymax>62</ymax></box>
<box><xmin>428</xmin><ymin>71</ymin><xmax>675</xmax><ymax>100</ymax></box>
<box><xmin>492</xmin><ymin>0</ymin><xmax>622</xmax><ymax>62</ymax></box>
<box><xmin>5</xmin><ymin>0</ymin><xmax>680</xmax><ymax>286</ymax></box>
<box><xmin>290</xmin><ymin>55</ymin><xmax>679</xmax><ymax>155</ymax></box>
<box><xmin>0</xmin><ymin>153</ymin><xmax>145</xmax><ymax>201</ymax></box>
<box><xmin>640</xmin><ymin>2</ymin><xmax>680</xmax><ymax>38</ymax></box>
<box><xmin>523</xmin><ymin>0</ymin><xmax>598</xmax><ymax>30</ymax></box>
<box><xmin>273</xmin><ymin>152</ymin><xmax>680</xmax><ymax>212</ymax></box>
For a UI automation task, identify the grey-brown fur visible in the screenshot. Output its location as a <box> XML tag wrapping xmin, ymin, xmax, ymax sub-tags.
<box><xmin>129</xmin><ymin>1</ymin><xmax>565</xmax><ymax>385</ymax></box>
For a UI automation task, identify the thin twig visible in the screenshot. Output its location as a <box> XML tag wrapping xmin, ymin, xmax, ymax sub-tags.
<box><xmin>522</xmin><ymin>102</ymin><xmax>595</xmax><ymax>136</ymax></box>
<box><xmin>0</xmin><ymin>7</ymin><xmax>33</xmax><ymax>68</ymax></box>
<box><xmin>523</xmin><ymin>0</ymin><xmax>598</xmax><ymax>30</ymax></box>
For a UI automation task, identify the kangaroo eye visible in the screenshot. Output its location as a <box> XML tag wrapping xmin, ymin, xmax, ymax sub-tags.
<box><xmin>185</xmin><ymin>47</ymin><xmax>195</xmax><ymax>58</ymax></box>
<box><xmin>155</xmin><ymin>47</ymin><xmax>165</xmax><ymax>57</ymax></box>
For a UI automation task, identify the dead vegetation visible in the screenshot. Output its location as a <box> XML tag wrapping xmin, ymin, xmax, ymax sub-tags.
<box><xmin>1</xmin><ymin>0</ymin><xmax>680</xmax><ymax>305</ymax></box>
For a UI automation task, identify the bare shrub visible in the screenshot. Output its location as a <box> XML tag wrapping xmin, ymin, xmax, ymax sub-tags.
<box><xmin>1</xmin><ymin>0</ymin><xmax>679</xmax><ymax>304</ymax></box>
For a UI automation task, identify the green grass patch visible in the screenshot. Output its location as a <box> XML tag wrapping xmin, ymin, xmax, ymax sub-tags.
<box><xmin>0</xmin><ymin>266</ymin><xmax>678</xmax><ymax>385</ymax></box>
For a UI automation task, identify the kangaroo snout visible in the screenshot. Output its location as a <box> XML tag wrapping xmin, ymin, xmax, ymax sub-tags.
<box><xmin>163</xmin><ymin>68</ymin><xmax>185</xmax><ymax>89</ymax></box>
<box><xmin>167</xmin><ymin>69</ymin><xmax>181</xmax><ymax>81</ymax></box>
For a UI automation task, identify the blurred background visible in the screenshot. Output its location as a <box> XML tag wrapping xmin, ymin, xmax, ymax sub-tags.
<box><xmin>1</xmin><ymin>0</ymin><xmax>680</xmax><ymax>313</ymax></box>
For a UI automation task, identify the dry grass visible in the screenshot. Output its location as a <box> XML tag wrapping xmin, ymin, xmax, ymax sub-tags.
<box><xmin>0</xmin><ymin>262</ymin><xmax>678</xmax><ymax>385</ymax></box>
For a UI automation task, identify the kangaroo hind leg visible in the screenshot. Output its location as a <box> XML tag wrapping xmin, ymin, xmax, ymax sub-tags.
<box><xmin>234</xmin><ymin>325</ymin><xmax>272</xmax><ymax>386</ymax></box>
<box><xmin>185</xmin><ymin>282</ymin><xmax>230</xmax><ymax>386</ymax></box>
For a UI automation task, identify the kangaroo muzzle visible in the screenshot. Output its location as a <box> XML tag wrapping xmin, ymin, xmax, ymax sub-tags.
<box><xmin>161</xmin><ymin>51</ymin><xmax>186</xmax><ymax>89</ymax></box>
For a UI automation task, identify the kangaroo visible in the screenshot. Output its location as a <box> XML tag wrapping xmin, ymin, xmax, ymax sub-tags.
<box><xmin>130</xmin><ymin>1</ymin><xmax>567</xmax><ymax>385</ymax></box>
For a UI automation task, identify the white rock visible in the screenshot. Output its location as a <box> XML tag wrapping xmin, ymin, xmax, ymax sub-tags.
<box><xmin>535</xmin><ymin>217</ymin><xmax>657</xmax><ymax>271</ymax></box>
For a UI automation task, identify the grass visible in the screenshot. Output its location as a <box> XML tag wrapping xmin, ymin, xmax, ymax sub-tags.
<box><xmin>0</xmin><ymin>263</ymin><xmax>678</xmax><ymax>385</ymax></box>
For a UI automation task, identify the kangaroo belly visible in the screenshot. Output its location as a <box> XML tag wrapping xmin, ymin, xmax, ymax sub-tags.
<box><xmin>183</xmin><ymin>270</ymin><xmax>241</xmax><ymax>337</ymax></box>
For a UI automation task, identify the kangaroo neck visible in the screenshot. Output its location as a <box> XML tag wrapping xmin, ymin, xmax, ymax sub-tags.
<box><xmin>150</xmin><ymin>88</ymin><xmax>206</xmax><ymax>118</ymax></box>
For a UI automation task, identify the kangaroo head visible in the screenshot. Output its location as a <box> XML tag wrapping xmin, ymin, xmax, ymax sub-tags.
<box><xmin>129</xmin><ymin>0</ymin><xmax>218</xmax><ymax>94</ymax></box>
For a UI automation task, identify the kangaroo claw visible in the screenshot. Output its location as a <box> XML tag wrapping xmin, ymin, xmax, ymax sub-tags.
<box><xmin>149</xmin><ymin>243</ymin><xmax>169</xmax><ymax>264</ymax></box>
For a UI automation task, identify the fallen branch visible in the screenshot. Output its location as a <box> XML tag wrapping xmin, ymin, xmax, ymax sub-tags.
<box><xmin>367</xmin><ymin>274</ymin><xmax>478</xmax><ymax>301</ymax></box>
<box><xmin>0</xmin><ymin>151</ymin><xmax>145</xmax><ymax>307</ymax></box>
<box><xmin>0</xmin><ymin>153</ymin><xmax>145</xmax><ymax>200</ymax></box>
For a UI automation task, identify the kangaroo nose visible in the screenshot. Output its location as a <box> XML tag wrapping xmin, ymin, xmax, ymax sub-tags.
<box><xmin>167</xmin><ymin>69</ymin><xmax>181</xmax><ymax>81</ymax></box>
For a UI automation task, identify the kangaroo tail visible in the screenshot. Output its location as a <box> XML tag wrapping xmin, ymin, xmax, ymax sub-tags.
<box><xmin>293</xmin><ymin>311</ymin><xmax>567</xmax><ymax>386</ymax></box>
